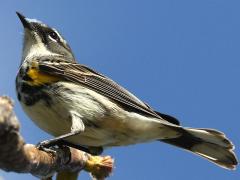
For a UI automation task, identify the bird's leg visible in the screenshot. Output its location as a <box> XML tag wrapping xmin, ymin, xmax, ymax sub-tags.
<box><xmin>55</xmin><ymin>140</ymin><xmax>92</xmax><ymax>153</ymax></box>
<box><xmin>36</xmin><ymin>129</ymin><xmax>82</xmax><ymax>149</ymax></box>
<box><xmin>36</xmin><ymin>131</ymin><xmax>102</xmax><ymax>155</ymax></box>
<box><xmin>37</xmin><ymin>111</ymin><xmax>91</xmax><ymax>153</ymax></box>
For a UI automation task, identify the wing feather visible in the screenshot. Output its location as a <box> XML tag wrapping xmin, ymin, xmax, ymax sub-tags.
<box><xmin>37</xmin><ymin>59</ymin><xmax>166</xmax><ymax>119</ymax></box>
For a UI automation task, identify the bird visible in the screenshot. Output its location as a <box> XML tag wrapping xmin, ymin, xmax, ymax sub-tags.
<box><xmin>15</xmin><ymin>12</ymin><xmax>238</xmax><ymax>170</ymax></box>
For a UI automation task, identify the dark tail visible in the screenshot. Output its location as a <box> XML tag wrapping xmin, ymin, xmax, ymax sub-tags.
<box><xmin>161</xmin><ymin>128</ymin><xmax>238</xmax><ymax>170</ymax></box>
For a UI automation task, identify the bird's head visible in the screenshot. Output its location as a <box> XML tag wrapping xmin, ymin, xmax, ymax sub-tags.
<box><xmin>16</xmin><ymin>12</ymin><xmax>75</xmax><ymax>63</ymax></box>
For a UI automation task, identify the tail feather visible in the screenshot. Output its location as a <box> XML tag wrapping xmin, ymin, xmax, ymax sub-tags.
<box><xmin>187</xmin><ymin>128</ymin><xmax>234</xmax><ymax>149</ymax></box>
<box><xmin>161</xmin><ymin>128</ymin><xmax>238</xmax><ymax>170</ymax></box>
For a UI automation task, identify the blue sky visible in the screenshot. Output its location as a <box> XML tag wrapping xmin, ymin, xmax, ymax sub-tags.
<box><xmin>0</xmin><ymin>1</ymin><xmax>239</xmax><ymax>180</ymax></box>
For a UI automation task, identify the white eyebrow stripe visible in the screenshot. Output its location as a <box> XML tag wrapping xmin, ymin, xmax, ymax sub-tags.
<box><xmin>52</xmin><ymin>28</ymin><xmax>66</xmax><ymax>43</ymax></box>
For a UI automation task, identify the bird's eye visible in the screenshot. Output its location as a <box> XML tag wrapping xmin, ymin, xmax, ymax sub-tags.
<box><xmin>49</xmin><ymin>31</ymin><xmax>59</xmax><ymax>41</ymax></box>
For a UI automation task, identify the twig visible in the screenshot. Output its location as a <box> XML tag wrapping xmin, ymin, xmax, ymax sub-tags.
<box><xmin>0</xmin><ymin>96</ymin><xmax>114</xmax><ymax>179</ymax></box>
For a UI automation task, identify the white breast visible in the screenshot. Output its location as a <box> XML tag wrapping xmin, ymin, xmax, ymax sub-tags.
<box><xmin>21</xmin><ymin>81</ymin><xmax>180</xmax><ymax>147</ymax></box>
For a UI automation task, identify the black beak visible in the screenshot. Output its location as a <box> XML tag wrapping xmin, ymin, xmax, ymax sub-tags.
<box><xmin>16</xmin><ymin>12</ymin><xmax>32</xmax><ymax>30</ymax></box>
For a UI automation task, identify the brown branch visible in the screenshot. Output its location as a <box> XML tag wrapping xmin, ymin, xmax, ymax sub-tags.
<box><xmin>0</xmin><ymin>96</ymin><xmax>114</xmax><ymax>180</ymax></box>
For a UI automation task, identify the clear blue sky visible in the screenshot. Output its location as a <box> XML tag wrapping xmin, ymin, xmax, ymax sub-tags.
<box><xmin>0</xmin><ymin>1</ymin><xmax>239</xmax><ymax>180</ymax></box>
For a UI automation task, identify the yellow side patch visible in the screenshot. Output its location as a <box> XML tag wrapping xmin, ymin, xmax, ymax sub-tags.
<box><xmin>27</xmin><ymin>61</ymin><xmax>60</xmax><ymax>86</ymax></box>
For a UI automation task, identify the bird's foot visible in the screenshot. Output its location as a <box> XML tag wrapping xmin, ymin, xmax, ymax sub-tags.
<box><xmin>36</xmin><ymin>140</ymin><xmax>58</xmax><ymax>154</ymax></box>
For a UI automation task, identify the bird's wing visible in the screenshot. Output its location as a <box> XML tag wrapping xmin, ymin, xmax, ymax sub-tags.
<box><xmin>37</xmin><ymin>58</ymin><xmax>170</xmax><ymax>120</ymax></box>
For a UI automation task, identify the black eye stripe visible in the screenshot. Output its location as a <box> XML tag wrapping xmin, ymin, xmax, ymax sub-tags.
<box><xmin>32</xmin><ymin>24</ymin><xmax>56</xmax><ymax>44</ymax></box>
<box><xmin>32</xmin><ymin>23</ymin><xmax>73</xmax><ymax>55</ymax></box>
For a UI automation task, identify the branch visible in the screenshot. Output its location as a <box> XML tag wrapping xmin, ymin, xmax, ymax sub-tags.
<box><xmin>0</xmin><ymin>96</ymin><xmax>114</xmax><ymax>180</ymax></box>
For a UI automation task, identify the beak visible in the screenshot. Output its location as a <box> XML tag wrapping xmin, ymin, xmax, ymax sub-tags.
<box><xmin>16</xmin><ymin>12</ymin><xmax>32</xmax><ymax>30</ymax></box>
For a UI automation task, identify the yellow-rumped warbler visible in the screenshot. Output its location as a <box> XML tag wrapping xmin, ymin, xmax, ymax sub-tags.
<box><xmin>16</xmin><ymin>12</ymin><xmax>237</xmax><ymax>169</ymax></box>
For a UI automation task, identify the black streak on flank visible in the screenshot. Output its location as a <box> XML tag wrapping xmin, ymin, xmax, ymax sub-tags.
<box><xmin>20</xmin><ymin>83</ymin><xmax>52</xmax><ymax>107</ymax></box>
<box><xmin>22</xmin><ymin>74</ymin><xmax>33</xmax><ymax>81</ymax></box>
<box><xmin>24</xmin><ymin>92</ymin><xmax>52</xmax><ymax>106</ymax></box>
<box><xmin>21</xmin><ymin>83</ymin><xmax>42</xmax><ymax>94</ymax></box>
<box><xmin>17</xmin><ymin>92</ymin><xmax>22</xmax><ymax>101</ymax></box>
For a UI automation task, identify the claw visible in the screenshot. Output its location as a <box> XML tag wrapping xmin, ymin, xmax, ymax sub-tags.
<box><xmin>36</xmin><ymin>140</ymin><xmax>50</xmax><ymax>148</ymax></box>
<box><xmin>36</xmin><ymin>140</ymin><xmax>57</xmax><ymax>154</ymax></box>
<box><xmin>36</xmin><ymin>145</ymin><xmax>57</xmax><ymax>154</ymax></box>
